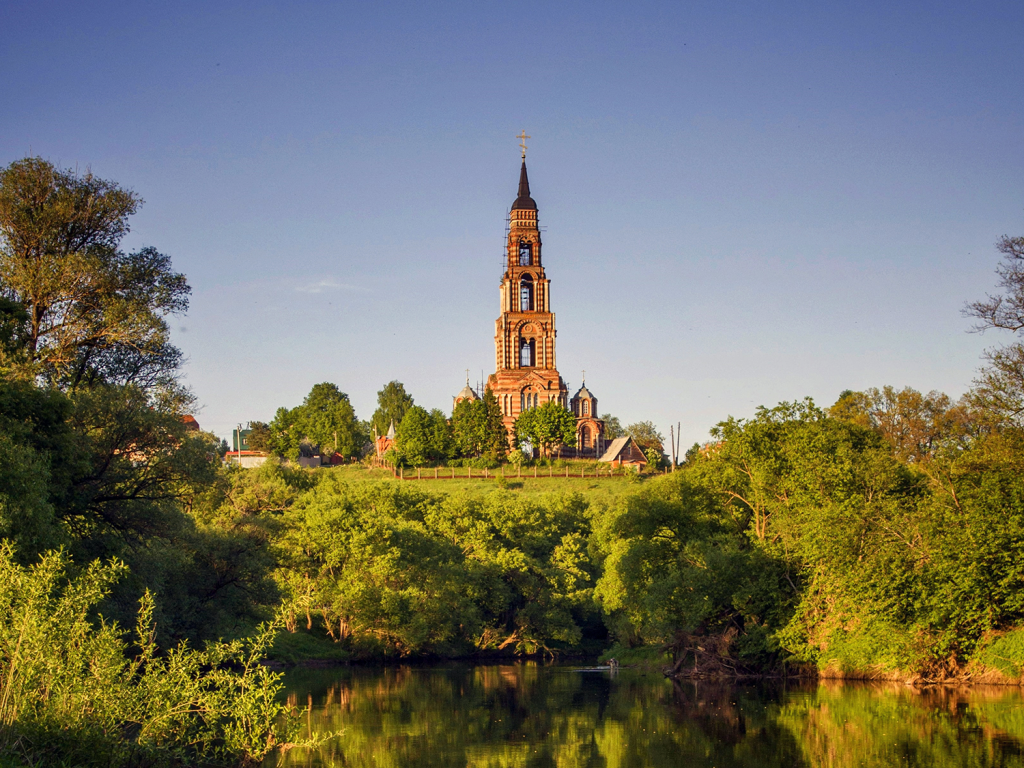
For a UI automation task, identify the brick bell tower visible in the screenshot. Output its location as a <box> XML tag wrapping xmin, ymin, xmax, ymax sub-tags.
<box><xmin>487</xmin><ymin>139</ymin><xmax>569</xmax><ymax>435</ymax></box>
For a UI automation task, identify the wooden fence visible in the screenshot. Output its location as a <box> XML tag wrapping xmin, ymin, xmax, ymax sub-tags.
<box><xmin>386</xmin><ymin>464</ymin><xmax>663</xmax><ymax>481</ymax></box>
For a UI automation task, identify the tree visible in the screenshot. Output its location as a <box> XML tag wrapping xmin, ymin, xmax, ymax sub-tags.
<box><xmin>371</xmin><ymin>381</ymin><xmax>414</xmax><ymax>437</ymax></box>
<box><xmin>481</xmin><ymin>388</ymin><xmax>509</xmax><ymax>461</ymax></box>
<box><xmin>964</xmin><ymin>232</ymin><xmax>1024</xmax><ymax>427</ymax></box>
<box><xmin>296</xmin><ymin>382</ymin><xmax>365</xmax><ymax>458</ymax></box>
<box><xmin>828</xmin><ymin>386</ymin><xmax>970</xmax><ymax>463</ymax></box>
<box><xmin>450</xmin><ymin>389</ymin><xmax>508</xmax><ymax>461</ymax></box>
<box><xmin>246</xmin><ymin>421</ymin><xmax>273</xmax><ymax>453</ymax></box>
<box><xmin>600</xmin><ymin>413</ymin><xmax>625</xmax><ymax>439</ymax></box>
<box><xmin>395</xmin><ymin>406</ymin><xmax>453</xmax><ymax>466</ymax></box>
<box><xmin>964</xmin><ymin>234</ymin><xmax>1024</xmax><ymax>333</ymax></box>
<box><xmin>268</xmin><ymin>406</ymin><xmax>302</xmax><ymax>461</ymax></box>
<box><xmin>0</xmin><ymin>158</ymin><xmax>190</xmax><ymax>396</ymax></box>
<box><xmin>451</xmin><ymin>397</ymin><xmax>486</xmax><ymax>458</ymax></box>
<box><xmin>625</xmin><ymin>421</ymin><xmax>664</xmax><ymax>452</ymax></box>
<box><xmin>514</xmin><ymin>402</ymin><xmax>576</xmax><ymax>458</ymax></box>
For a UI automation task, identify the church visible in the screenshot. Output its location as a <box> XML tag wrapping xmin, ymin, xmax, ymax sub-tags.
<box><xmin>457</xmin><ymin>139</ymin><xmax>606</xmax><ymax>458</ymax></box>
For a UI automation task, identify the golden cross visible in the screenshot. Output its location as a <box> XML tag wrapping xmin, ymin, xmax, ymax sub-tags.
<box><xmin>465</xmin><ymin>369</ymin><xmax>470</xmax><ymax>385</ymax></box>
<box><xmin>517</xmin><ymin>130</ymin><xmax>530</xmax><ymax>158</ymax></box>
<box><xmin>582</xmin><ymin>369</ymin><xmax>586</xmax><ymax>383</ymax></box>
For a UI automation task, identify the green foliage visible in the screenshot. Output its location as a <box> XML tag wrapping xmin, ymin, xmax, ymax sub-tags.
<box><xmin>514</xmin><ymin>401</ymin><xmax>576</xmax><ymax>458</ymax></box>
<box><xmin>0</xmin><ymin>542</ymin><xmax>295</xmax><ymax>767</ymax></box>
<box><xmin>261</xmin><ymin>383</ymin><xmax>367</xmax><ymax>460</ymax></box>
<box><xmin>600</xmin><ymin>413</ymin><xmax>624</xmax><ymax>439</ymax></box>
<box><xmin>371</xmin><ymin>380</ymin><xmax>415</xmax><ymax>438</ymax></box>
<box><xmin>296</xmin><ymin>382</ymin><xmax>366</xmax><ymax>458</ymax></box>
<box><xmin>450</xmin><ymin>388</ymin><xmax>508</xmax><ymax>461</ymax></box>
<box><xmin>394</xmin><ymin>406</ymin><xmax>454</xmax><ymax>466</ymax></box>
<box><xmin>269</xmin><ymin>475</ymin><xmax>598</xmax><ymax>657</ymax></box>
<box><xmin>975</xmin><ymin>628</ymin><xmax>1024</xmax><ymax>679</ymax></box>
<box><xmin>626</xmin><ymin>420</ymin><xmax>664</xmax><ymax>451</ymax></box>
<box><xmin>0</xmin><ymin>157</ymin><xmax>190</xmax><ymax>395</ymax></box>
<box><xmin>246</xmin><ymin>419</ymin><xmax>272</xmax><ymax>452</ymax></box>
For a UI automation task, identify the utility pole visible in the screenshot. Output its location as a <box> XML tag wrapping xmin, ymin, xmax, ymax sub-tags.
<box><xmin>670</xmin><ymin>424</ymin><xmax>676</xmax><ymax>470</ymax></box>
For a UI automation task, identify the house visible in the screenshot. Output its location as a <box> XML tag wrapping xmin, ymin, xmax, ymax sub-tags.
<box><xmin>598</xmin><ymin>436</ymin><xmax>648</xmax><ymax>468</ymax></box>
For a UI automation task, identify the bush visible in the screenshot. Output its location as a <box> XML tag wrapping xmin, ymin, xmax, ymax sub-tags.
<box><xmin>975</xmin><ymin>628</ymin><xmax>1024</xmax><ymax>679</ymax></box>
<box><xmin>0</xmin><ymin>542</ymin><xmax>300</xmax><ymax>767</ymax></box>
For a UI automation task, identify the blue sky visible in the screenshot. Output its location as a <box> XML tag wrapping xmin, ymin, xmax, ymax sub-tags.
<box><xmin>2</xmin><ymin>0</ymin><xmax>1022</xmax><ymax>446</ymax></box>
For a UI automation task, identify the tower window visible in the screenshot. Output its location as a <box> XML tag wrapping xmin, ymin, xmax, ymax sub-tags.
<box><xmin>519</xmin><ymin>240</ymin><xmax>531</xmax><ymax>266</ymax></box>
<box><xmin>520</xmin><ymin>275</ymin><xmax>534</xmax><ymax>312</ymax></box>
<box><xmin>520</xmin><ymin>338</ymin><xmax>535</xmax><ymax>367</ymax></box>
<box><xmin>582</xmin><ymin>401</ymin><xmax>589</xmax><ymax>416</ymax></box>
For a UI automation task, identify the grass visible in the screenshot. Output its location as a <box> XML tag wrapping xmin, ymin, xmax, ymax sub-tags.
<box><xmin>318</xmin><ymin>462</ymin><xmax>646</xmax><ymax>504</ymax></box>
<box><xmin>269</xmin><ymin>630</ymin><xmax>352</xmax><ymax>665</ymax></box>
<box><xmin>599</xmin><ymin>643</ymin><xmax>672</xmax><ymax>668</ymax></box>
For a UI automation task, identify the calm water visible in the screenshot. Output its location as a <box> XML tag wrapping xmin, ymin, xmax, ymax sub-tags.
<box><xmin>267</xmin><ymin>662</ymin><xmax>1024</xmax><ymax>768</ymax></box>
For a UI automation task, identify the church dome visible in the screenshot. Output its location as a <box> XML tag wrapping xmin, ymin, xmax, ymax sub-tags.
<box><xmin>456</xmin><ymin>384</ymin><xmax>479</xmax><ymax>403</ymax></box>
<box><xmin>573</xmin><ymin>384</ymin><xmax>594</xmax><ymax>401</ymax></box>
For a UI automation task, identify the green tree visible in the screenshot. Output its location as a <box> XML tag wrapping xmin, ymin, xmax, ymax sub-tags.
<box><xmin>451</xmin><ymin>397</ymin><xmax>486</xmax><ymax>458</ymax></box>
<box><xmin>514</xmin><ymin>402</ymin><xmax>576</xmax><ymax>458</ymax></box>
<box><xmin>0</xmin><ymin>158</ymin><xmax>190</xmax><ymax>396</ymax></box>
<box><xmin>626</xmin><ymin>421</ymin><xmax>664</xmax><ymax>452</ymax></box>
<box><xmin>481</xmin><ymin>388</ymin><xmax>509</xmax><ymax>461</ymax></box>
<box><xmin>600</xmin><ymin>413</ymin><xmax>625</xmax><ymax>439</ymax></box>
<box><xmin>395</xmin><ymin>406</ymin><xmax>453</xmax><ymax>466</ymax></box>
<box><xmin>295</xmin><ymin>382</ymin><xmax>365</xmax><ymax>458</ymax></box>
<box><xmin>371</xmin><ymin>381</ymin><xmax>414</xmax><ymax>437</ymax></box>
<box><xmin>267</xmin><ymin>406</ymin><xmax>303</xmax><ymax>461</ymax></box>
<box><xmin>246</xmin><ymin>420</ymin><xmax>272</xmax><ymax>452</ymax></box>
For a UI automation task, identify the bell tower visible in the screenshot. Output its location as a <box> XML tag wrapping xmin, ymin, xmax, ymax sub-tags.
<box><xmin>487</xmin><ymin>144</ymin><xmax>568</xmax><ymax>434</ymax></box>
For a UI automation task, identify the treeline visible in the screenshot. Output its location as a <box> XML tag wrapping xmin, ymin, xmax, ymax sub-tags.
<box><xmin>247</xmin><ymin>377</ymin><xmax>666</xmax><ymax>467</ymax></box>
<box><xmin>597</xmin><ymin>232</ymin><xmax>1024</xmax><ymax>680</ymax></box>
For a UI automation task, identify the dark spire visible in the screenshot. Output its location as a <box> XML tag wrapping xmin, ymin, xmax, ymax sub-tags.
<box><xmin>511</xmin><ymin>160</ymin><xmax>537</xmax><ymax>211</ymax></box>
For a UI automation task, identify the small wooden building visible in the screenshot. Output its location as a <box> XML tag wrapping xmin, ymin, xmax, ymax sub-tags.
<box><xmin>598</xmin><ymin>436</ymin><xmax>648</xmax><ymax>468</ymax></box>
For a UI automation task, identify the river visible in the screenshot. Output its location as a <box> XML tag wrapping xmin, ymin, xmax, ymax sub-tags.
<box><xmin>265</xmin><ymin>662</ymin><xmax>1024</xmax><ymax>767</ymax></box>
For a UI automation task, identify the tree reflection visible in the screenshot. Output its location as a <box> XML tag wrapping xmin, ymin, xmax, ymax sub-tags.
<box><xmin>268</xmin><ymin>665</ymin><xmax>1024</xmax><ymax>768</ymax></box>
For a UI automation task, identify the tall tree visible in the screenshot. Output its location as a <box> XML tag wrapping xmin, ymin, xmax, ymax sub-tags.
<box><xmin>296</xmin><ymin>382</ymin><xmax>365</xmax><ymax>458</ymax></box>
<box><xmin>481</xmin><ymin>388</ymin><xmax>509</xmax><ymax>461</ymax></box>
<box><xmin>371</xmin><ymin>380</ymin><xmax>414</xmax><ymax>437</ymax></box>
<box><xmin>0</xmin><ymin>158</ymin><xmax>189</xmax><ymax>397</ymax></box>
<box><xmin>452</xmin><ymin>390</ymin><xmax>508</xmax><ymax>460</ymax></box>
<box><xmin>451</xmin><ymin>397</ymin><xmax>486</xmax><ymax>458</ymax></box>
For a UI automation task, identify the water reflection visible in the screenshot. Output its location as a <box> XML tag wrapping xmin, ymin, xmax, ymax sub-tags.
<box><xmin>267</xmin><ymin>663</ymin><xmax>1024</xmax><ymax>768</ymax></box>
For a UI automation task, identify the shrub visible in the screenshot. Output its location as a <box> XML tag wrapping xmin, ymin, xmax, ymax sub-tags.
<box><xmin>0</xmin><ymin>542</ymin><xmax>300</xmax><ymax>767</ymax></box>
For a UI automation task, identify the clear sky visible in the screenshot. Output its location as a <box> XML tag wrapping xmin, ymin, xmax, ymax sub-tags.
<box><xmin>2</xmin><ymin>0</ymin><xmax>1022</xmax><ymax>448</ymax></box>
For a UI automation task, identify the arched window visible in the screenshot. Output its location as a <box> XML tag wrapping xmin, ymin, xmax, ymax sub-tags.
<box><xmin>580</xmin><ymin>425</ymin><xmax>591</xmax><ymax>449</ymax></box>
<box><xmin>519</xmin><ymin>240</ymin><xmax>532</xmax><ymax>266</ymax></box>
<box><xmin>520</xmin><ymin>338</ymin><xmax>535</xmax><ymax>367</ymax></box>
<box><xmin>520</xmin><ymin>275</ymin><xmax>534</xmax><ymax>311</ymax></box>
<box><xmin>582</xmin><ymin>400</ymin><xmax>590</xmax><ymax>416</ymax></box>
